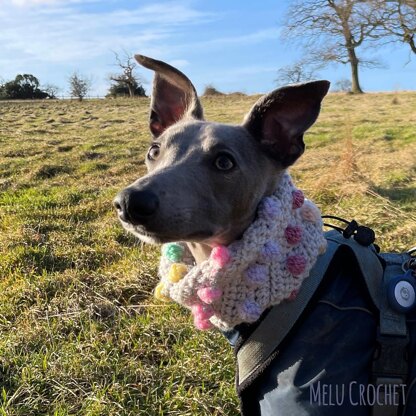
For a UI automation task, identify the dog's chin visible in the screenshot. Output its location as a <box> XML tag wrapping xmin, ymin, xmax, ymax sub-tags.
<box><xmin>120</xmin><ymin>222</ymin><xmax>165</xmax><ymax>244</ymax></box>
<box><xmin>120</xmin><ymin>221</ymin><xmax>215</xmax><ymax>245</ymax></box>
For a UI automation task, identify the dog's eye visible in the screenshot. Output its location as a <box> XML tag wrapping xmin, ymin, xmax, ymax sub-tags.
<box><xmin>147</xmin><ymin>144</ymin><xmax>160</xmax><ymax>161</ymax></box>
<box><xmin>214</xmin><ymin>153</ymin><xmax>235</xmax><ymax>171</ymax></box>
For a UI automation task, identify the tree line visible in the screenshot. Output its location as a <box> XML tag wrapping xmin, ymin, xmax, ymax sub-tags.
<box><xmin>0</xmin><ymin>51</ymin><xmax>146</xmax><ymax>101</ymax></box>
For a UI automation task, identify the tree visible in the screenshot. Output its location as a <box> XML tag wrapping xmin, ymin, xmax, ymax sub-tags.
<box><xmin>371</xmin><ymin>0</ymin><xmax>416</xmax><ymax>54</ymax></box>
<box><xmin>334</xmin><ymin>78</ymin><xmax>352</xmax><ymax>92</ymax></box>
<box><xmin>42</xmin><ymin>84</ymin><xmax>60</xmax><ymax>99</ymax></box>
<box><xmin>106</xmin><ymin>79</ymin><xmax>146</xmax><ymax>98</ymax></box>
<box><xmin>109</xmin><ymin>51</ymin><xmax>145</xmax><ymax>98</ymax></box>
<box><xmin>283</xmin><ymin>0</ymin><xmax>382</xmax><ymax>94</ymax></box>
<box><xmin>0</xmin><ymin>74</ymin><xmax>50</xmax><ymax>99</ymax></box>
<box><xmin>68</xmin><ymin>72</ymin><xmax>91</xmax><ymax>101</ymax></box>
<box><xmin>275</xmin><ymin>59</ymin><xmax>320</xmax><ymax>85</ymax></box>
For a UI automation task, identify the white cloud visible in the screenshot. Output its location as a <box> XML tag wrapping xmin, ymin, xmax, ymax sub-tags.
<box><xmin>2</xmin><ymin>0</ymin><xmax>100</xmax><ymax>6</ymax></box>
<box><xmin>0</xmin><ymin>2</ymin><xmax>215</xmax><ymax>65</ymax></box>
<box><xmin>10</xmin><ymin>0</ymin><xmax>56</xmax><ymax>5</ymax></box>
<box><xmin>0</xmin><ymin>1</ymin><xmax>216</xmax><ymax>95</ymax></box>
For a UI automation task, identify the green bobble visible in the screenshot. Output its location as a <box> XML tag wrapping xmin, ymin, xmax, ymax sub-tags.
<box><xmin>163</xmin><ymin>243</ymin><xmax>184</xmax><ymax>262</ymax></box>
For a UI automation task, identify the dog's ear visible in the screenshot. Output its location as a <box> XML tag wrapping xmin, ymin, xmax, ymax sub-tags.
<box><xmin>243</xmin><ymin>81</ymin><xmax>330</xmax><ymax>167</ymax></box>
<box><xmin>135</xmin><ymin>55</ymin><xmax>203</xmax><ymax>138</ymax></box>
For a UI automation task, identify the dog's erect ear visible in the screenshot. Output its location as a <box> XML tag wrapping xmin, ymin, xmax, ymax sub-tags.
<box><xmin>135</xmin><ymin>54</ymin><xmax>203</xmax><ymax>138</ymax></box>
<box><xmin>243</xmin><ymin>81</ymin><xmax>330</xmax><ymax>167</ymax></box>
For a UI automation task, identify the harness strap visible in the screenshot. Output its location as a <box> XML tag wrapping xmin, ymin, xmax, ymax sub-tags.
<box><xmin>327</xmin><ymin>233</ymin><xmax>409</xmax><ymax>416</ymax></box>
<box><xmin>326</xmin><ymin>232</ymin><xmax>407</xmax><ymax>337</ymax></box>
<box><xmin>237</xmin><ymin>235</ymin><xmax>339</xmax><ymax>386</ymax></box>
<box><xmin>371</xmin><ymin>252</ymin><xmax>411</xmax><ymax>416</ymax></box>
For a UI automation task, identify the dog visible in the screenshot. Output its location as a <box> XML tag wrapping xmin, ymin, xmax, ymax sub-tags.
<box><xmin>113</xmin><ymin>55</ymin><xmax>339</xmax><ymax>415</ymax></box>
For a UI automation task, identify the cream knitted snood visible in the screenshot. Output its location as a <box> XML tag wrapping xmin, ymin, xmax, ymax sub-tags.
<box><xmin>156</xmin><ymin>173</ymin><xmax>327</xmax><ymax>331</ymax></box>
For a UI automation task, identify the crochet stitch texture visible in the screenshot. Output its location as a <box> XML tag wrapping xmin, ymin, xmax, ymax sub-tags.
<box><xmin>157</xmin><ymin>173</ymin><xmax>327</xmax><ymax>331</ymax></box>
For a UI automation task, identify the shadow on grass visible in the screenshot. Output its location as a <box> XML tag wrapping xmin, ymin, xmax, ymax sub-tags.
<box><xmin>372</xmin><ymin>186</ymin><xmax>416</xmax><ymax>203</ymax></box>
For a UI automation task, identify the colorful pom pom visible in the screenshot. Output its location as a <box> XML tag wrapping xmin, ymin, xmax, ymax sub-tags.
<box><xmin>261</xmin><ymin>241</ymin><xmax>280</xmax><ymax>260</ymax></box>
<box><xmin>211</xmin><ymin>245</ymin><xmax>231</xmax><ymax>268</ymax></box>
<box><xmin>245</xmin><ymin>264</ymin><xmax>268</xmax><ymax>286</ymax></box>
<box><xmin>197</xmin><ymin>287</ymin><xmax>223</xmax><ymax>304</ymax></box>
<box><xmin>284</xmin><ymin>225</ymin><xmax>303</xmax><ymax>245</ymax></box>
<box><xmin>154</xmin><ymin>283</ymin><xmax>170</xmax><ymax>302</ymax></box>
<box><xmin>194</xmin><ymin>316</ymin><xmax>214</xmax><ymax>330</ymax></box>
<box><xmin>286</xmin><ymin>255</ymin><xmax>307</xmax><ymax>277</ymax></box>
<box><xmin>191</xmin><ymin>303</ymin><xmax>214</xmax><ymax>320</ymax></box>
<box><xmin>292</xmin><ymin>190</ymin><xmax>305</xmax><ymax>209</ymax></box>
<box><xmin>168</xmin><ymin>263</ymin><xmax>188</xmax><ymax>283</ymax></box>
<box><xmin>239</xmin><ymin>300</ymin><xmax>262</xmax><ymax>322</ymax></box>
<box><xmin>163</xmin><ymin>243</ymin><xmax>184</xmax><ymax>262</ymax></box>
<box><xmin>259</xmin><ymin>197</ymin><xmax>280</xmax><ymax>220</ymax></box>
<box><xmin>301</xmin><ymin>202</ymin><xmax>320</xmax><ymax>223</ymax></box>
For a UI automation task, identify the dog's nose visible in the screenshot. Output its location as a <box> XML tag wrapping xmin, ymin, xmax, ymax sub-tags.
<box><xmin>114</xmin><ymin>188</ymin><xmax>159</xmax><ymax>225</ymax></box>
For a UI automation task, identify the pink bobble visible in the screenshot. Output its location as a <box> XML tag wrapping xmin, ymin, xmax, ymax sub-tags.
<box><xmin>194</xmin><ymin>316</ymin><xmax>214</xmax><ymax>330</ymax></box>
<box><xmin>287</xmin><ymin>255</ymin><xmax>307</xmax><ymax>277</ymax></box>
<box><xmin>288</xmin><ymin>289</ymin><xmax>299</xmax><ymax>301</ymax></box>
<box><xmin>211</xmin><ymin>245</ymin><xmax>231</xmax><ymax>268</ymax></box>
<box><xmin>191</xmin><ymin>303</ymin><xmax>214</xmax><ymax>320</ymax></box>
<box><xmin>284</xmin><ymin>225</ymin><xmax>303</xmax><ymax>245</ymax></box>
<box><xmin>197</xmin><ymin>287</ymin><xmax>222</xmax><ymax>304</ymax></box>
<box><xmin>292</xmin><ymin>190</ymin><xmax>305</xmax><ymax>209</ymax></box>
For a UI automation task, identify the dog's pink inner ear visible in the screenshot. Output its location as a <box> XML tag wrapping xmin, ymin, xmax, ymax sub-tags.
<box><xmin>150</xmin><ymin>74</ymin><xmax>192</xmax><ymax>137</ymax></box>
<box><xmin>243</xmin><ymin>81</ymin><xmax>330</xmax><ymax>168</ymax></box>
<box><xmin>135</xmin><ymin>55</ymin><xmax>204</xmax><ymax>138</ymax></box>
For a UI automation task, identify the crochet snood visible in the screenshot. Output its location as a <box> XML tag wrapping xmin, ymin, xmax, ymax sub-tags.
<box><xmin>156</xmin><ymin>173</ymin><xmax>327</xmax><ymax>331</ymax></box>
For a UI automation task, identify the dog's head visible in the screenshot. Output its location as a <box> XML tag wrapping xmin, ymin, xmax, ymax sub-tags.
<box><xmin>114</xmin><ymin>55</ymin><xmax>329</xmax><ymax>245</ymax></box>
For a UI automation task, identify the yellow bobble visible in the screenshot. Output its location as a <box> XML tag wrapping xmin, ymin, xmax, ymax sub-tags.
<box><xmin>168</xmin><ymin>263</ymin><xmax>188</xmax><ymax>283</ymax></box>
<box><xmin>154</xmin><ymin>283</ymin><xmax>170</xmax><ymax>302</ymax></box>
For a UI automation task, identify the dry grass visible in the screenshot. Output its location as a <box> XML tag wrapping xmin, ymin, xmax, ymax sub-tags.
<box><xmin>0</xmin><ymin>92</ymin><xmax>415</xmax><ymax>415</ymax></box>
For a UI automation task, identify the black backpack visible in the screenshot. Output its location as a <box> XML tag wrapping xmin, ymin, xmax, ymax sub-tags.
<box><xmin>224</xmin><ymin>222</ymin><xmax>416</xmax><ymax>416</ymax></box>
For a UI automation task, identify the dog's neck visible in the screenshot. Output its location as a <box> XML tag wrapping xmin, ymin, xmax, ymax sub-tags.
<box><xmin>157</xmin><ymin>173</ymin><xmax>327</xmax><ymax>330</ymax></box>
<box><xmin>186</xmin><ymin>242</ymin><xmax>212</xmax><ymax>265</ymax></box>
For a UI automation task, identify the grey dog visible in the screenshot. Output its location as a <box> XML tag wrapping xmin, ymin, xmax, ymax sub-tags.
<box><xmin>113</xmin><ymin>55</ymin><xmax>330</xmax><ymax>415</ymax></box>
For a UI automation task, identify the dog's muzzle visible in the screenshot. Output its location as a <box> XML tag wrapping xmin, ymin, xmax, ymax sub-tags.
<box><xmin>113</xmin><ymin>188</ymin><xmax>159</xmax><ymax>225</ymax></box>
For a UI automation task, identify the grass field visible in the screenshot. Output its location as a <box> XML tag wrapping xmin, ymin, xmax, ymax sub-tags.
<box><xmin>0</xmin><ymin>92</ymin><xmax>415</xmax><ymax>415</ymax></box>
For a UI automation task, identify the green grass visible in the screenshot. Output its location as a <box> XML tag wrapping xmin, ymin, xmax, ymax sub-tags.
<box><xmin>1</xmin><ymin>92</ymin><xmax>416</xmax><ymax>415</ymax></box>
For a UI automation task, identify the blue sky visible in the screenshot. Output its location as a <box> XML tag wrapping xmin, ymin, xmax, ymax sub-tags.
<box><xmin>1</xmin><ymin>0</ymin><xmax>415</xmax><ymax>96</ymax></box>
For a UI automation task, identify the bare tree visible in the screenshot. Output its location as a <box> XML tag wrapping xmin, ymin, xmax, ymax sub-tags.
<box><xmin>283</xmin><ymin>0</ymin><xmax>382</xmax><ymax>93</ymax></box>
<box><xmin>334</xmin><ymin>78</ymin><xmax>352</xmax><ymax>92</ymax></box>
<box><xmin>42</xmin><ymin>84</ymin><xmax>60</xmax><ymax>99</ymax></box>
<box><xmin>275</xmin><ymin>59</ymin><xmax>321</xmax><ymax>85</ymax></box>
<box><xmin>371</xmin><ymin>0</ymin><xmax>416</xmax><ymax>54</ymax></box>
<box><xmin>68</xmin><ymin>72</ymin><xmax>91</xmax><ymax>101</ymax></box>
<box><xmin>109</xmin><ymin>51</ymin><xmax>143</xmax><ymax>98</ymax></box>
